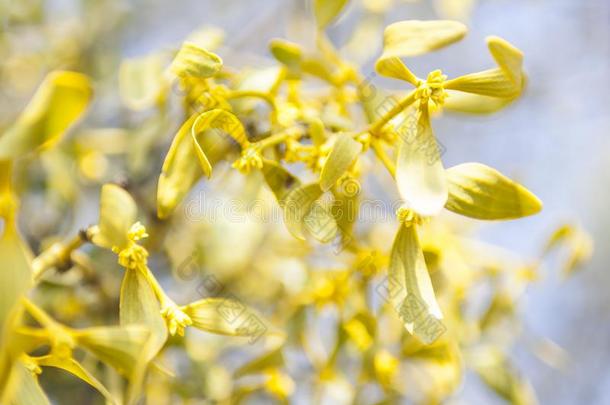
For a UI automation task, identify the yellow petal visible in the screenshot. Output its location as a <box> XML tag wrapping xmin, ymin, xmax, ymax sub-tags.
<box><xmin>35</xmin><ymin>355</ymin><xmax>115</xmax><ymax>404</ymax></box>
<box><xmin>182</xmin><ymin>298</ymin><xmax>268</xmax><ymax>338</ymax></box>
<box><xmin>157</xmin><ymin>113</ymin><xmax>209</xmax><ymax>219</ymax></box>
<box><xmin>0</xmin><ymin>71</ymin><xmax>92</xmax><ymax>160</ymax></box>
<box><xmin>487</xmin><ymin>36</ymin><xmax>524</xmax><ymax>87</ymax></box>
<box><xmin>119</xmin><ymin>52</ymin><xmax>167</xmax><ymax>110</ymax></box>
<box><xmin>170</xmin><ymin>42</ymin><xmax>223</xmax><ymax>79</ymax></box>
<box><xmin>261</xmin><ymin>158</ymin><xmax>301</xmax><ymax>205</ymax></box>
<box><xmin>91</xmin><ymin>184</ymin><xmax>137</xmax><ymax>250</ymax></box>
<box><xmin>444</xmin><ymin>68</ymin><xmax>519</xmax><ymax>98</ymax></box>
<box><xmin>320</xmin><ymin>134</ymin><xmax>362</xmax><ymax>191</ymax></box>
<box><xmin>74</xmin><ymin>325</ymin><xmax>150</xmax><ymax>377</ymax></box>
<box><xmin>396</xmin><ymin>105</ymin><xmax>447</xmax><ymax>216</ymax></box>
<box><xmin>313</xmin><ymin>0</ymin><xmax>349</xmax><ymax>29</ymax></box>
<box><xmin>282</xmin><ymin>182</ymin><xmax>324</xmax><ymax>240</ymax></box>
<box><xmin>445</xmin><ymin>162</ymin><xmax>542</xmax><ymax>220</ymax></box>
<box><xmin>389</xmin><ymin>225</ymin><xmax>444</xmax><ymax>344</ymax></box>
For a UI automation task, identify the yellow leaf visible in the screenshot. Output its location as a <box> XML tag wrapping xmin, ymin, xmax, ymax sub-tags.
<box><xmin>443</xmin><ymin>90</ymin><xmax>515</xmax><ymax>114</ymax></box>
<box><xmin>487</xmin><ymin>36</ymin><xmax>524</xmax><ymax>87</ymax></box>
<box><xmin>261</xmin><ymin>158</ymin><xmax>301</xmax><ymax>205</ymax></box>
<box><xmin>119</xmin><ymin>52</ymin><xmax>167</xmax><ymax>110</ymax></box>
<box><xmin>181</xmin><ymin>298</ymin><xmax>267</xmax><ymax>338</ymax></box>
<box><xmin>445</xmin><ymin>163</ymin><xmax>542</xmax><ymax>220</ymax></box>
<box><xmin>234</xmin><ymin>347</ymin><xmax>284</xmax><ymax>378</ymax></box>
<box><xmin>444</xmin><ymin>68</ymin><xmax>520</xmax><ymax>98</ymax></box>
<box><xmin>303</xmin><ymin>202</ymin><xmax>338</xmax><ymax>243</ymax></box>
<box><xmin>544</xmin><ymin>224</ymin><xmax>593</xmax><ymax>275</ymax></box>
<box><xmin>375</xmin><ymin>20</ymin><xmax>467</xmax><ymax>85</ymax></box>
<box><xmin>396</xmin><ymin>105</ymin><xmax>447</xmax><ymax>216</ymax></box>
<box><xmin>120</xmin><ymin>268</ymin><xmax>168</xmax><ymax>405</ymax></box>
<box><xmin>35</xmin><ymin>355</ymin><xmax>116</xmax><ymax>404</ymax></box>
<box><xmin>472</xmin><ymin>347</ymin><xmax>537</xmax><ymax>405</ymax></box>
<box><xmin>157</xmin><ymin>113</ymin><xmax>209</xmax><ymax>219</ymax></box>
<box><xmin>269</xmin><ymin>39</ymin><xmax>303</xmax><ymax>70</ymax></box>
<box><xmin>3</xmin><ymin>360</ymin><xmax>50</xmax><ymax>405</ymax></box>
<box><xmin>381</xmin><ymin>20</ymin><xmax>467</xmax><ymax>57</ymax></box>
<box><xmin>91</xmin><ymin>184</ymin><xmax>137</xmax><ymax>250</ymax></box>
<box><xmin>320</xmin><ymin>134</ymin><xmax>362</xmax><ymax>191</ymax></box>
<box><xmin>74</xmin><ymin>325</ymin><xmax>150</xmax><ymax>377</ymax></box>
<box><xmin>0</xmin><ymin>71</ymin><xmax>92</xmax><ymax>159</ymax></box>
<box><xmin>308</xmin><ymin>118</ymin><xmax>327</xmax><ymax>146</ymax></box>
<box><xmin>192</xmin><ymin>109</ymin><xmax>250</xmax><ymax>149</ymax></box>
<box><xmin>313</xmin><ymin>0</ymin><xmax>349</xmax><ymax>29</ymax></box>
<box><xmin>119</xmin><ymin>269</ymin><xmax>167</xmax><ymax>359</ymax></box>
<box><xmin>282</xmin><ymin>183</ymin><xmax>324</xmax><ymax>240</ymax></box>
<box><xmin>389</xmin><ymin>225</ymin><xmax>444</xmax><ymax>344</ymax></box>
<box><xmin>0</xmin><ymin>224</ymin><xmax>32</xmax><ymax>354</ymax></box>
<box><xmin>170</xmin><ymin>42</ymin><xmax>223</xmax><ymax>79</ymax></box>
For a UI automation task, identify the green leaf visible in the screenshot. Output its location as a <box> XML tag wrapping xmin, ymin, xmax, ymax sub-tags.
<box><xmin>445</xmin><ymin>162</ymin><xmax>542</xmax><ymax>220</ymax></box>
<box><xmin>313</xmin><ymin>0</ymin><xmax>349</xmax><ymax>29</ymax></box>
<box><xmin>396</xmin><ymin>105</ymin><xmax>447</xmax><ymax>216</ymax></box>
<box><xmin>0</xmin><ymin>71</ymin><xmax>92</xmax><ymax>160</ymax></box>
<box><xmin>388</xmin><ymin>225</ymin><xmax>444</xmax><ymax>344</ymax></box>
<box><xmin>320</xmin><ymin>134</ymin><xmax>362</xmax><ymax>191</ymax></box>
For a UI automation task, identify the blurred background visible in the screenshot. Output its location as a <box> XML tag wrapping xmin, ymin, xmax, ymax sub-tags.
<box><xmin>1</xmin><ymin>0</ymin><xmax>608</xmax><ymax>403</ymax></box>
